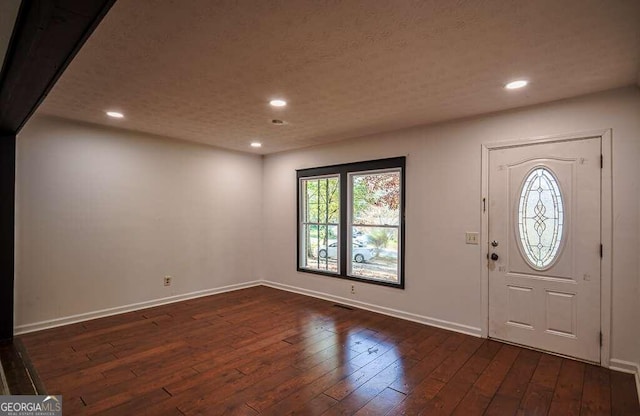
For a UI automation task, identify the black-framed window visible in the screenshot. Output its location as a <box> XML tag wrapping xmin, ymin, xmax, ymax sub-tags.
<box><xmin>297</xmin><ymin>157</ymin><xmax>406</xmax><ymax>288</ymax></box>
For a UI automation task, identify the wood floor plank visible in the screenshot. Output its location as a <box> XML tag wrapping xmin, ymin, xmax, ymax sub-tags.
<box><xmin>547</xmin><ymin>359</ymin><xmax>585</xmax><ymax>416</ymax></box>
<box><xmin>260</xmin><ymin>359</ymin><xmax>363</xmax><ymax>415</ymax></box>
<box><xmin>353</xmin><ymin>387</ymin><xmax>406</xmax><ymax>416</ymax></box>
<box><xmin>451</xmin><ymin>343</ymin><xmax>520</xmax><ymax>416</ymax></box>
<box><xmin>388</xmin><ymin>336</ymin><xmax>484</xmax><ymax>415</ymax></box>
<box><xmin>610</xmin><ymin>370</ymin><xmax>640</xmax><ymax>416</ymax></box>
<box><xmin>15</xmin><ymin>286</ymin><xmax>639</xmax><ymax>416</ymax></box>
<box><xmin>90</xmin><ymin>387</ymin><xmax>172</xmax><ymax>416</ymax></box>
<box><xmin>386</xmin><ymin>379</ymin><xmax>445</xmax><ymax>415</ymax></box>
<box><xmin>418</xmin><ymin>339</ymin><xmax>502</xmax><ymax>415</ymax></box>
<box><xmin>298</xmin><ymin>393</ymin><xmax>339</xmax><ymax>416</ymax></box>
<box><xmin>581</xmin><ymin>364</ymin><xmax>612</xmax><ymax>415</ymax></box>
<box><xmin>180</xmin><ymin>365</ymin><xmax>305</xmax><ymax>415</ymax></box>
<box><xmin>516</xmin><ymin>354</ymin><xmax>562</xmax><ymax>416</ymax></box>
<box><xmin>81</xmin><ymin>367</ymin><xmax>197</xmax><ymax>412</ymax></box>
<box><xmin>387</xmin><ymin>331</ymin><xmax>459</xmax><ymax>395</ymax></box>
<box><xmin>323</xmin><ymin>346</ymin><xmax>406</xmax><ymax>402</ymax></box>
<box><xmin>479</xmin><ymin>347</ymin><xmax>541</xmax><ymax>416</ymax></box>
<box><xmin>249</xmin><ymin>328</ymin><xmax>392</xmax><ymax>410</ymax></box>
<box><xmin>321</xmin><ymin>357</ymin><xmax>417</xmax><ymax>415</ymax></box>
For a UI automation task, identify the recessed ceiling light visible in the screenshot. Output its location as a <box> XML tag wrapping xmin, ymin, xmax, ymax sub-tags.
<box><xmin>250</xmin><ymin>142</ymin><xmax>262</xmax><ymax>148</ymax></box>
<box><xmin>106</xmin><ymin>111</ymin><xmax>124</xmax><ymax>118</ymax></box>
<box><xmin>269</xmin><ymin>99</ymin><xmax>287</xmax><ymax>107</ymax></box>
<box><xmin>504</xmin><ymin>80</ymin><xmax>528</xmax><ymax>90</ymax></box>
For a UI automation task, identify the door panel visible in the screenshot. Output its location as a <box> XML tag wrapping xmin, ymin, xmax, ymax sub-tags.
<box><xmin>506</xmin><ymin>285</ymin><xmax>534</xmax><ymax>328</ymax></box>
<box><xmin>545</xmin><ymin>290</ymin><xmax>576</xmax><ymax>336</ymax></box>
<box><xmin>488</xmin><ymin>137</ymin><xmax>601</xmax><ymax>362</ymax></box>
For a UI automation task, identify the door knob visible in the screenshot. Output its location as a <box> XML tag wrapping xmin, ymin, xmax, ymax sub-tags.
<box><xmin>491</xmin><ymin>253</ymin><xmax>499</xmax><ymax>261</ymax></box>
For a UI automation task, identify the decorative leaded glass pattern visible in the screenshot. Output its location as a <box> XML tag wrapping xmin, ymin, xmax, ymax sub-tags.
<box><xmin>518</xmin><ymin>167</ymin><xmax>564</xmax><ymax>269</ymax></box>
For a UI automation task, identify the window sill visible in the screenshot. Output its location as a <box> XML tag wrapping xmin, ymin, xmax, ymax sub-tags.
<box><xmin>297</xmin><ymin>267</ymin><xmax>405</xmax><ymax>289</ymax></box>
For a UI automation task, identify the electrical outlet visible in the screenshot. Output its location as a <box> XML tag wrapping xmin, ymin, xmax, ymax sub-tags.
<box><xmin>164</xmin><ymin>276</ymin><xmax>172</xmax><ymax>287</ymax></box>
<box><xmin>351</xmin><ymin>284</ymin><xmax>355</xmax><ymax>294</ymax></box>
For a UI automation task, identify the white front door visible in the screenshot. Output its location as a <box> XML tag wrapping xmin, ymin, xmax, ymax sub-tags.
<box><xmin>488</xmin><ymin>137</ymin><xmax>601</xmax><ymax>362</ymax></box>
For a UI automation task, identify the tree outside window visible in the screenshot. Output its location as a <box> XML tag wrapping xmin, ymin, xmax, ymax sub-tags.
<box><xmin>350</xmin><ymin>169</ymin><xmax>401</xmax><ymax>283</ymax></box>
<box><xmin>300</xmin><ymin>176</ymin><xmax>340</xmax><ymax>273</ymax></box>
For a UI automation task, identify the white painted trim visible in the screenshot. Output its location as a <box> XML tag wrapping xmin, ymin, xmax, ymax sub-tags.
<box><xmin>14</xmin><ymin>280</ymin><xmax>262</xmax><ymax>335</ymax></box>
<box><xmin>609</xmin><ymin>359</ymin><xmax>640</xmax><ymax>405</ymax></box>
<box><xmin>480</xmin><ymin>144</ymin><xmax>490</xmax><ymax>338</ymax></box>
<box><xmin>262</xmin><ymin>280</ymin><xmax>482</xmax><ymax>337</ymax></box>
<box><xmin>481</xmin><ymin>129</ymin><xmax>610</xmax><ymax>150</ymax></box>
<box><xmin>600</xmin><ymin>129</ymin><xmax>613</xmax><ymax>368</ymax></box>
<box><xmin>480</xmin><ymin>129</ymin><xmax>613</xmax><ymax>366</ymax></box>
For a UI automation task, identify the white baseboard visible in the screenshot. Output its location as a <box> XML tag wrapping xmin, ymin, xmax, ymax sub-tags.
<box><xmin>609</xmin><ymin>358</ymin><xmax>640</xmax><ymax>404</ymax></box>
<box><xmin>261</xmin><ymin>280</ymin><xmax>482</xmax><ymax>337</ymax></box>
<box><xmin>14</xmin><ymin>280</ymin><xmax>262</xmax><ymax>335</ymax></box>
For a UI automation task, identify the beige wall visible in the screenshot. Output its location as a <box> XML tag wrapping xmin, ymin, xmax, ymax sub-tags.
<box><xmin>262</xmin><ymin>87</ymin><xmax>640</xmax><ymax>368</ymax></box>
<box><xmin>15</xmin><ymin>116</ymin><xmax>263</xmax><ymax>330</ymax></box>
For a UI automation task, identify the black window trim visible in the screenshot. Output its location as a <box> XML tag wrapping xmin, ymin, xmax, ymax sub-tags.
<box><xmin>296</xmin><ymin>156</ymin><xmax>406</xmax><ymax>289</ymax></box>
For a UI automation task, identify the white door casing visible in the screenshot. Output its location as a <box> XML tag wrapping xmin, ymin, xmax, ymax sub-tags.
<box><xmin>487</xmin><ymin>137</ymin><xmax>601</xmax><ymax>362</ymax></box>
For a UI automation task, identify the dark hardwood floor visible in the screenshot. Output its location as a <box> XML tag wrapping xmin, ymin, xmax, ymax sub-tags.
<box><xmin>0</xmin><ymin>339</ymin><xmax>44</xmax><ymax>395</ymax></box>
<box><xmin>19</xmin><ymin>286</ymin><xmax>639</xmax><ymax>415</ymax></box>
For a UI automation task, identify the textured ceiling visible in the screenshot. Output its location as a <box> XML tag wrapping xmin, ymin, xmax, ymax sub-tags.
<box><xmin>0</xmin><ymin>0</ymin><xmax>21</xmax><ymax>70</ymax></box>
<box><xmin>38</xmin><ymin>0</ymin><xmax>640</xmax><ymax>154</ymax></box>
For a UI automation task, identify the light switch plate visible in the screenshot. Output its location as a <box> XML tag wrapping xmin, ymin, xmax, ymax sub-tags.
<box><xmin>465</xmin><ymin>232</ymin><xmax>479</xmax><ymax>245</ymax></box>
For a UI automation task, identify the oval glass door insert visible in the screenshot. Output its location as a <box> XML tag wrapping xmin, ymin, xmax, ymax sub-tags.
<box><xmin>518</xmin><ymin>167</ymin><xmax>564</xmax><ymax>269</ymax></box>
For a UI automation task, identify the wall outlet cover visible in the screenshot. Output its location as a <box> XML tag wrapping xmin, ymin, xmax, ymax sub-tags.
<box><xmin>465</xmin><ymin>232</ymin><xmax>479</xmax><ymax>245</ymax></box>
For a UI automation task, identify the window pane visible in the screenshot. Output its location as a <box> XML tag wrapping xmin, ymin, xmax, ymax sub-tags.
<box><xmin>305</xmin><ymin>180</ymin><xmax>318</xmax><ymax>223</ymax></box>
<box><xmin>301</xmin><ymin>224</ymin><xmax>339</xmax><ymax>273</ymax></box>
<box><xmin>350</xmin><ymin>226</ymin><xmax>399</xmax><ymax>283</ymax></box>
<box><xmin>303</xmin><ymin>177</ymin><xmax>340</xmax><ymax>224</ymax></box>
<box><xmin>300</xmin><ymin>175</ymin><xmax>340</xmax><ymax>274</ymax></box>
<box><xmin>352</xmin><ymin>171</ymin><xmax>400</xmax><ymax>226</ymax></box>
<box><xmin>349</xmin><ymin>169</ymin><xmax>401</xmax><ymax>284</ymax></box>
<box><xmin>517</xmin><ymin>167</ymin><xmax>564</xmax><ymax>269</ymax></box>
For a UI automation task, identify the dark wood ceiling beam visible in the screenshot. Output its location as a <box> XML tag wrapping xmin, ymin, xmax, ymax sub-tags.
<box><xmin>0</xmin><ymin>134</ymin><xmax>15</xmax><ymax>341</ymax></box>
<box><xmin>0</xmin><ymin>0</ymin><xmax>116</xmax><ymax>135</ymax></box>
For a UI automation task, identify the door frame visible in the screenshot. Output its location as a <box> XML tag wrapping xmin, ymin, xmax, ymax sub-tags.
<box><xmin>480</xmin><ymin>129</ymin><xmax>612</xmax><ymax>366</ymax></box>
